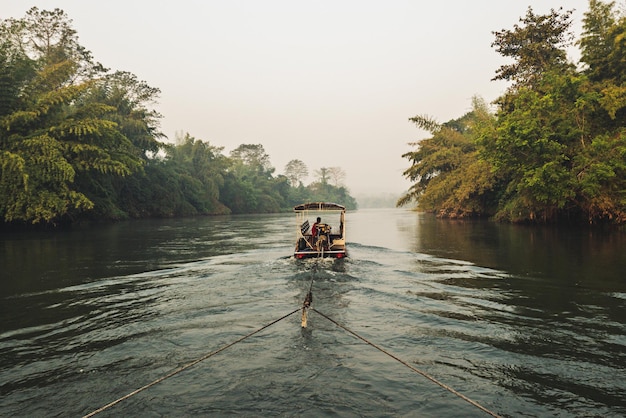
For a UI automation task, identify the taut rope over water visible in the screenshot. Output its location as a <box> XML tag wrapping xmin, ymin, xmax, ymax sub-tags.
<box><xmin>311</xmin><ymin>308</ymin><xmax>502</xmax><ymax>418</ymax></box>
<box><xmin>82</xmin><ymin>308</ymin><xmax>301</xmax><ymax>418</ymax></box>
<box><xmin>83</xmin><ymin>276</ymin><xmax>500</xmax><ymax>418</ymax></box>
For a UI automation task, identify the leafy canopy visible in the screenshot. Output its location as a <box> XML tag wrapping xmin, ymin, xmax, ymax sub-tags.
<box><xmin>400</xmin><ymin>2</ymin><xmax>626</xmax><ymax>224</ymax></box>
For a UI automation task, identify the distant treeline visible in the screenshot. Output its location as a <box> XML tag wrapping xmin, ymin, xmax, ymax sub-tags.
<box><xmin>0</xmin><ymin>8</ymin><xmax>356</xmax><ymax>228</ymax></box>
<box><xmin>399</xmin><ymin>2</ymin><xmax>626</xmax><ymax>225</ymax></box>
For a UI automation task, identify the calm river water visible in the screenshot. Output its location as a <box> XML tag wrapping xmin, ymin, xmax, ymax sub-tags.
<box><xmin>1</xmin><ymin>208</ymin><xmax>625</xmax><ymax>417</ymax></box>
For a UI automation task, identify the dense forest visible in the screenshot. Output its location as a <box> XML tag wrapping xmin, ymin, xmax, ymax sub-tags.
<box><xmin>399</xmin><ymin>0</ymin><xmax>626</xmax><ymax>225</ymax></box>
<box><xmin>0</xmin><ymin>8</ymin><xmax>356</xmax><ymax>227</ymax></box>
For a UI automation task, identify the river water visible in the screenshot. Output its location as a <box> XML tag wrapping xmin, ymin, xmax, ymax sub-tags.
<box><xmin>1</xmin><ymin>208</ymin><xmax>625</xmax><ymax>417</ymax></box>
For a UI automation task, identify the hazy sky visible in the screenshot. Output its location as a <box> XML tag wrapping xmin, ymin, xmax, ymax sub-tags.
<box><xmin>4</xmin><ymin>1</ymin><xmax>591</xmax><ymax>195</ymax></box>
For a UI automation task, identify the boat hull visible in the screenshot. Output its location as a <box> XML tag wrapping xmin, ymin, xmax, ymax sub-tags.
<box><xmin>294</xmin><ymin>248</ymin><xmax>347</xmax><ymax>259</ymax></box>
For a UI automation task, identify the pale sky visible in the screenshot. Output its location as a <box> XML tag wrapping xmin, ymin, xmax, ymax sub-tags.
<box><xmin>3</xmin><ymin>1</ymin><xmax>591</xmax><ymax>195</ymax></box>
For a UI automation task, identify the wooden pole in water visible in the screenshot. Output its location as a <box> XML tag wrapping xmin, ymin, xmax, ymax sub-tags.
<box><xmin>301</xmin><ymin>289</ymin><xmax>312</xmax><ymax>328</ymax></box>
<box><xmin>301</xmin><ymin>307</ymin><xmax>308</xmax><ymax>328</ymax></box>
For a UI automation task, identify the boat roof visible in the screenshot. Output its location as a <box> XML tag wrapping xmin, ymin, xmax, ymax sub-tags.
<box><xmin>293</xmin><ymin>202</ymin><xmax>346</xmax><ymax>211</ymax></box>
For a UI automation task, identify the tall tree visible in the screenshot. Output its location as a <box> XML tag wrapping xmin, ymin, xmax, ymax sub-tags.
<box><xmin>573</xmin><ymin>0</ymin><xmax>626</xmax><ymax>222</ymax></box>
<box><xmin>481</xmin><ymin>7</ymin><xmax>584</xmax><ymax>222</ymax></box>
<box><xmin>468</xmin><ymin>3</ymin><xmax>625</xmax><ymax>223</ymax></box>
<box><xmin>578</xmin><ymin>0</ymin><xmax>615</xmax><ymax>81</ymax></box>
<box><xmin>491</xmin><ymin>7</ymin><xmax>574</xmax><ymax>88</ymax></box>
<box><xmin>327</xmin><ymin>166</ymin><xmax>346</xmax><ymax>187</ymax></box>
<box><xmin>314</xmin><ymin>167</ymin><xmax>330</xmax><ymax>185</ymax></box>
<box><xmin>230</xmin><ymin>143</ymin><xmax>273</xmax><ymax>177</ymax></box>
<box><xmin>399</xmin><ymin>97</ymin><xmax>497</xmax><ymax>218</ymax></box>
<box><xmin>94</xmin><ymin>71</ymin><xmax>163</xmax><ymax>156</ymax></box>
<box><xmin>579</xmin><ymin>0</ymin><xmax>621</xmax><ymax>82</ymax></box>
<box><xmin>284</xmin><ymin>159</ymin><xmax>308</xmax><ymax>186</ymax></box>
<box><xmin>480</xmin><ymin>72</ymin><xmax>582</xmax><ymax>222</ymax></box>
<box><xmin>577</xmin><ymin>0</ymin><xmax>626</xmax><ymax>134</ymax></box>
<box><xmin>222</xmin><ymin>143</ymin><xmax>285</xmax><ymax>213</ymax></box>
<box><xmin>0</xmin><ymin>8</ymin><xmax>156</xmax><ymax>224</ymax></box>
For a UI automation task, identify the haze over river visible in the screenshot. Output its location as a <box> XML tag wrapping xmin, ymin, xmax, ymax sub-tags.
<box><xmin>1</xmin><ymin>208</ymin><xmax>625</xmax><ymax>417</ymax></box>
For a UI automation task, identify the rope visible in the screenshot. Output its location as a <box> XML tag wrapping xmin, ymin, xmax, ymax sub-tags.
<box><xmin>82</xmin><ymin>308</ymin><xmax>301</xmax><ymax>418</ymax></box>
<box><xmin>311</xmin><ymin>308</ymin><xmax>502</xmax><ymax>418</ymax></box>
<box><xmin>83</xmin><ymin>288</ymin><xmax>500</xmax><ymax>417</ymax></box>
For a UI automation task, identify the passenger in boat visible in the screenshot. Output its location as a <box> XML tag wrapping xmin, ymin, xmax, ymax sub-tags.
<box><xmin>312</xmin><ymin>217</ymin><xmax>321</xmax><ymax>239</ymax></box>
<box><xmin>312</xmin><ymin>217</ymin><xmax>332</xmax><ymax>250</ymax></box>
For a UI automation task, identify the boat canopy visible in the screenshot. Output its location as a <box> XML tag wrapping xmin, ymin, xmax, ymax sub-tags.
<box><xmin>294</xmin><ymin>202</ymin><xmax>346</xmax><ymax>211</ymax></box>
<box><xmin>293</xmin><ymin>201</ymin><xmax>347</xmax><ymax>259</ymax></box>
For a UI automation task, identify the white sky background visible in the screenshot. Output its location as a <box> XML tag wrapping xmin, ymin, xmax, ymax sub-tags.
<box><xmin>3</xmin><ymin>1</ymin><xmax>591</xmax><ymax>195</ymax></box>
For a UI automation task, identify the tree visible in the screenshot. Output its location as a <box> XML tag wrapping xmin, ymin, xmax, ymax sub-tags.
<box><xmin>0</xmin><ymin>8</ymin><xmax>159</xmax><ymax>224</ymax></box>
<box><xmin>222</xmin><ymin>143</ymin><xmax>285</xmax><ymax>213</ymax></box>
<box><xmin>491</xmin><ymin>7</ymin><xmax>574</xmax><ymax>88</ymax></box>
<box><xmin>327</xmin><ymin>166</ymin><xmax>346</xmax><ymax>187</ymax></box>
<box><xmin>579</xmin><ymin>0</ymin><xmax>620</xmax><ymax>82</ymax></box>
<box><xmin>572</xmin><ymin>0</ymin><xmax>626</xmax><ymax>222</ymax></box>
<box><xmin>284</xmin><ymin>159</ymin><xmax>308</xmax><ymax>186</ymax></box>
<box><xmin>573</xmin><ymin>131</ymin><xmax>626</xmax><ymax>223</ymax></box>
<box><xmin>70</xmin><ymin>70</ymin><xmax>166</xmax><ymax>220</ymax></box>
<box><xmin>483</xmin><ymin>72</ymin><xmax>583</xmax><ymax>222</ymax></box>
<box><xmin>229</xmin><ymin>143</ymin><xmax>273</xmax><ymax>177</ymax></box>
<box><xmin>0</xmin><ymin>8</ymin><xmax>105</xmax><ymax>81</ymax></box>
<box><xmin>577</xmin><ymin>0</ymin><xmax>626</xmax><ymax>134</ymax></box>
<box><xmin>478</xmin><ymin>3</ymin><xmax>626</xmax><ymax>223</ymax></box>
<box><xmin>166</xmin><ymin>133</ymin><xmax>227</xmax><ymax>212</ymax></box>
<box><xmin>397</xmin><ymin>3</ymin><xmax>626</xmax><ymax>224</ymax></box>
<box><xmin>1</xmin><ymin>8</ymin><xmax>360</xmax><ymax>224</ymax></box>
<box><xmin>314</xmin><ymin>167</ymin><xmax>330</xmax><ymax>185</ymax></box>
<box><xmin>481</xmin><ymin>7</ymin><xmax>584</xmax><ymax>222</ymax></box>
<box><xmin>94</xmin><ymin>70</ymin><xmax>164</xmax><ymax>156</ymax></box>
<box><xmin>398</xmin><ymin>97</ymin><xmax>497</xmax><ymax>218</ymax></box>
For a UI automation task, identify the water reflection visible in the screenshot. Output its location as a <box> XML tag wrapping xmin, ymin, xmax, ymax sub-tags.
<box><xmin>408</xmin><ymin>214</ymin><xmax>626</xmax><ymax>286</ymax></box>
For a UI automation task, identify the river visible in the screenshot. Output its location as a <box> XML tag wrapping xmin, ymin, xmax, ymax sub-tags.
<box><xmin>1</xmin><ymin>208</ymin><xmax>625</xmax><ymax>417</ymax></box>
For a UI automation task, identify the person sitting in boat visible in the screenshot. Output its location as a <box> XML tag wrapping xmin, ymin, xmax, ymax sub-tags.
<box><xmin>312</xmin><ymin>217</ymin><xmax>322</xmax><ymax>239</ymax></box>
<box><xmin>312</xmin><ymin>217</ymin><xmax>331</xmax><ymax>249</ymax></box>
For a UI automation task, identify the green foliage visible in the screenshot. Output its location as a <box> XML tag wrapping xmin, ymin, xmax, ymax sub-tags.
<box><xmin>398</xmin><ymin>98</ymin><xmax>497</xmax><ymax>218</ymax></box>
<box><xmin>491</xmin><ymin>7</ymin><xmax>575</xmax><ymax>87</ymax></box>
<box><xmin>220</xmin><ymin>143</ymin><xmax>283</xmax><ymax>213</ymax></box>
<box><xmin>164</xmin><ymin>134</ymin><xmax>228</xmax><ymax>215</ymax></box>
<box><xmin>573</xmin><ymin>131</ymin><xmax>626</xmax><ymax>223</ymax></box>
<box><xmin>579</xmin><ymin>0</ymin><xmax>626</xmax><ymax>84</ymax></box>
<box><xmin>400</xmin><ymin>2</ymin><xmax>626</xmax><ymax>224</ymax></box>
<box><xmin>0</xmin><ymin>8</ymin><xmax>357</xmax><ymax>227</ymax></box>
<box><xmin>284</xmin><ymin>159</ymin><xmax>308</xmax><ymax>186</ymax></box>
<box><xmin>480</xmin><ymin>71</ymin><xmax>583</xmax><ymax>221</ymax></box>
<box><xmin>95</xmin><ymin>71</ymin><xmax>163</xmax><ymax>156</ymax></box>
<box><xmin>0</xmin><ymin>7</ymin><xmax>149</xmax><ymax>224</ymax></box>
